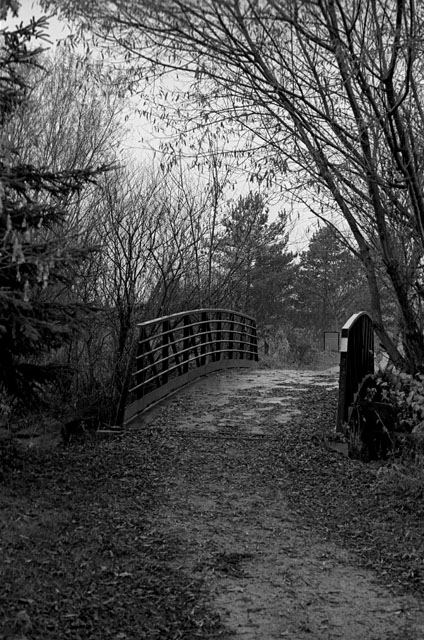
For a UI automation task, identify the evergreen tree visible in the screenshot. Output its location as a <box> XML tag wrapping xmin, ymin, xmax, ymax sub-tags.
<box><xmin>0</xmin><ymin>18</ymin><xmax>108</xmax><ymax>407</ymax></box>
<box><xmin>218</xmin><ymin>192</ymin><xmax>295</xmax><ymax>317</ymax></box>
<box><xmin>249</xmin><ymin>240</ymin><xmax>296</xmax><ymax>328</ymax></box>
<box><xmin>296</xmin><ymin>227</ymin><xmax>370</xmax><ymax>334</ymax></box>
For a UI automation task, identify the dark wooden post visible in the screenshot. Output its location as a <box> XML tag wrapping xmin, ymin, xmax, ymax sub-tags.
<box><xmin>228</xmin><ymin>313</ymin><xmax>234</xmax><ymax>359</ymax></box>
<box><xmin>200</xmin><ymin>311</ymin><xmax>208</xmax><ymax>366</ymax></box>
<box><xmin>252</xmin><ymin>320</ymin><xmax>259</xmax><ymax>361</ymax></box>
<box><xmin>183</xmin><ymin>313</ymin><xmax>191</xmax><ymax>374</ymax></box>
<box><xmin>214</xmin><ymin>311</ymin><xmax>222</xmax><ymax>362</ymax></box>
<box><xmin>239</xmin><ymin>316</ymin><xmax>246</xmax><ymax>359</ymax></box>
<box><xmin>336</xmin><ymin>312</ymin><xmax>374</xmax><ymax>432</ymax></box>
<box><xmin>161</xmin><ymin>319</ymin><xmax>170</xmax><ymax>385</ymax></box>
<box><xmin>337</xmin><ymin>341</ymin><xmax>349</xmax><ymax>432</ymax></box>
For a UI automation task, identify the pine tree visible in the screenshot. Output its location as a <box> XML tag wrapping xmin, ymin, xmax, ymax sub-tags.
<box><xmin>0</xmin><ymin>17</ymin><xmax>108</xmax><ymax>407</ymax></box>
<box><xmin>218</xmin><ymin>192</ymin><xmax>295</xmax><ymax>317</ymax></box>
<box><xmin>296</xmin><ymin>227</ymin><xmax>370</xmax><ymax>334</ymax></box>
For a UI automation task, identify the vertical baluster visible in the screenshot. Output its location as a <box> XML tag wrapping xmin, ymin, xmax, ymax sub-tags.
<box><xmin>200</xmin><ymin>311</ymin><xmax>207</xmax><ymax>366</ymax></box>
<box><xmin>239</xmin><ymin>315</ymin><xmax>247</xmax><ymax>359</ymax></box>
<box><xmin>252</xmin><ymin>319</ymin><xmax>259</xmax><ymax>360</ymax></box>
<box><xmin>215</xmin><ymin>311</ymin><xmax>222</xmax><ymax>362</ymax></box>
<box><xmin>228</xmin><ymin>312</ymin><xmax>234</xmax><ymax>359</ymax></box>
<box><xmin>183</xmin><ymin>314</ymin><xmax>191</xmax><ymax>374</ymax></box>
<box><xmin>162</xmin><ymin>319</ymin><xmax>170</xmax><ymax>385</ymax></box>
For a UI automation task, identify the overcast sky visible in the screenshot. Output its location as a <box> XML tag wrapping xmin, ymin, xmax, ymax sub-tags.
<box><xmin>2</xmin><ymin>0</ymin><xmax>317</xmax><ymax>252</ymax></box>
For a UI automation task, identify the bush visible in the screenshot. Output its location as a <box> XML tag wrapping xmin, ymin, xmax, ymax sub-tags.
<box><xmin>383</xmin><ymin>370</ymin><xmax>424</xmax><ymax>432</ymax></box>
<box><xmin>287</xmin><ymin>328</ymin><xmax>319</xmax><ymax>367</ymax></box>
<box><xmin>348</xmin><ymin>370</ymin><xmax>424</xmax><ymax>463</ymax></box>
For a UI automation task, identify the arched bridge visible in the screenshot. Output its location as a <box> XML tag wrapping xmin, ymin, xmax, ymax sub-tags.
<box><xmin>124</xmin><ymin>308</ymin><xmax>258</xmax><ymax>425</ymax></box>
<box><xmin>124</xmin><ymin>307</ymin><xmax>374</xmax><ymax>437</ymax></box>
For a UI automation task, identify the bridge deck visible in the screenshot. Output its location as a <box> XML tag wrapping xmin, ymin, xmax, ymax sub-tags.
<box><xmin>132</xmin><ymin>366</ymin><xmax>340</xmax><ymax>436</ymax></box>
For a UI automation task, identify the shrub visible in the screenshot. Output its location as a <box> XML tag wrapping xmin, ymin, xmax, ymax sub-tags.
<box><xmin>377</xmin><ymin>370</ymin><xmax>424</xmax><ymax>433</ymax></box>
<box><xmin>351</xmin><ymin>370</ymin><xmax>424</xmax><ymax>464</ymax></box>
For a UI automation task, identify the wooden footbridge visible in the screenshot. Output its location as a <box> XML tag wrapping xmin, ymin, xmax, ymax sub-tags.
<box><xmin>124</xmin><ymin>307</ymin><xmax>374</xmax><ymax>433</ymax></box>
<box><xmin>124</xmin><ymin>308</ymin><xmax>258</xmax><ymax>425</ymax></box>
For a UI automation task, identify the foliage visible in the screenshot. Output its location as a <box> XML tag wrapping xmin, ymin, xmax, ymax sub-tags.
<box><xmin>351</xmin><ymin>369</ymin><xmax>424</xmax><ymax>436</ymax></box>
<box><xmin>296</xmin><ymin>226</ymin><xmax>370</xmax><ymax>333</ymax></box>
<box><xmin>8</xmin><ymin>46</ymin><xmax>124</xmax><ymax>171</ymax></box>
<box><xmin>0</xmin><ymin>19</ymin><xmax>110</xmax><ymax>409</ymax></box>
<box><xmin>0</xmin><ymin>26</ymin><xmax>136</xmax><ymax>427</ymax></box>
<box><xmin>345</xmin><ymin>368</ymin><xmax>424</xmax><ymax>463</ymax></box>
<box><xmin>216</xmin><ymin>191</ymin><xmax>296</xmax><ymax>322</ymax></box>
<box><xmin>380</xmin><ymin>370</ymin><xmax>424</xmax><ymax>434</ymax></box>
<box><xmin>53</xmin><ymin>0</ymin><xmax>424</xmax><ymax>374</ymax></box>
<box><xmin>286</xmin><ymin>327</ymin><xmax>318</xmax><ymax>366</ymax></box>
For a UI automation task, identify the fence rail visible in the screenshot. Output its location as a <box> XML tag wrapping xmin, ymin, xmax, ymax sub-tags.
<box><xmin>336</xmin><ymin>311</ymin><xmax>374</xmax><ymax>432</ymax></box>
<box><xmin>124</xmin><ymin>308</ymin><xmax>258</xmax><ymax>424</ymax></box>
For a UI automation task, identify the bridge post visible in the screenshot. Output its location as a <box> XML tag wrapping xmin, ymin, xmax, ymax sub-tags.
<box><xmin>239</xmin><ymin>316</ymin><xmax>247</xmax><ymax>359</ymax></box>
<box><xmin>183</xmin><ymin>314</ymin><xmax>191</xmax><ymax>374</ymax></box>
<box><xmin>200</xmin><ymin>311</ymin><xmax>208</xmax><ymax>366</ymax></box>
<box><xmin>336</xmin><ymin>312</ymin><xmax>374</xmax><ymax>432</ymax></box>
<box><xmin>250</xmin><ymin>319</ymin><xmax>258</xmax><ymax>361</ymax></box>
<box><xmin>214</xmin><ymin>311</ymin><xmax>222</xmax><ymax>362</ymax></box>
<box><xmin>228</xmin><ymin>312</ymin><xmax>234</xmax><ymax>359</ymax></box>
<box><xmin>161</xmin><ymin>319</ymin><xmax>170</xmax><ymax>385</ymax></box>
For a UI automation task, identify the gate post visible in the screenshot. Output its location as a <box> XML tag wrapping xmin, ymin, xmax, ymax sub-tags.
<box><xmin>336</xmin><ymin>312</ymin><xmax>374</xmax><ymax>432</ymax></box>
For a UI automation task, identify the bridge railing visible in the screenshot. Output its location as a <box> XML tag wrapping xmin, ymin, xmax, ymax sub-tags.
<box><xmin>124</xmin><ymin>308</ymin><xmax>258</xmax><ymax>424</ymax></box>
<box><xmin>336</xmin><ymin>311</ymin><xmax>374</xmax><ymax>432</ymax></box>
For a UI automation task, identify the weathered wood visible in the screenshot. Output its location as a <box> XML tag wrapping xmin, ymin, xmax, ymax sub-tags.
<box><xmin>124</xmin><ymin>308</ymin><xmax>258</xmax><ymax>425</ymax></box>
<box><xmin>336</xmin><ymin>311</ymin><xmax>374</xmax><ymax>433</ymax></box>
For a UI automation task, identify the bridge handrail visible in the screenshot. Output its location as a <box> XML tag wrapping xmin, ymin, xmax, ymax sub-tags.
<box><xmin>136</xmin><ymin>307</ymin><xmax>257</xmax><ymax>327</ymax></box>
<box><xmin>336</xmin><ymin>311</ymin><xmax>374</xmax><ymax>432</ymax></box>
<box><xmin>124</xmin><ymin>308</ymin><xmax>258</xmax><ymax>425</ymax></box>
<box><xmin>135</xmin><ymin>323</ymin><xmax>257</xmax><ymax>354</ymax></box>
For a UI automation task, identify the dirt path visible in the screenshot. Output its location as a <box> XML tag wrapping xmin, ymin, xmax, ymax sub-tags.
<box><xmin>135</xmin><ymin>367</ymin><xmax>424</xmax><ymax>640</ymax></box>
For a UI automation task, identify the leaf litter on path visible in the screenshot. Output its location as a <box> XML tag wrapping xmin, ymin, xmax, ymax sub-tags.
<box><xmin>1</xmin><ymin>366</ymin><xmax>424</xmax><ymax>639</ymax></box>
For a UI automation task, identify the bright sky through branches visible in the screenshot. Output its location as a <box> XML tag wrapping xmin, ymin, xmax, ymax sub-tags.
<box><xmin>1</xmin><ymin>0</ymin><xmax>317</xmax><ymax>252</ymax></box>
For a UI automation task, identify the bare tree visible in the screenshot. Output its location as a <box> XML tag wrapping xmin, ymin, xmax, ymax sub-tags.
<box><xmin>128</xmin><ymin>151</ymin><xmax>239</xmax><ymax>315</ymax></box>
<box><xmin>49</xmin><ymin>0</ymin><xmax>424</xmax><ymax>373</ymax></box>
<box><xmin>90</xmin><ymin>166</ymin><xmax>166</xmax><ymax>423</ymax></box>
<box><xmin>71</xmin><ymin>159</ymin><xmax>232</xmax><ymax>423</ymax></box>
<box><xmin>0</xmin><ymin>17</ymin><xmax>111</xmax><ymax>411</ymax></box>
